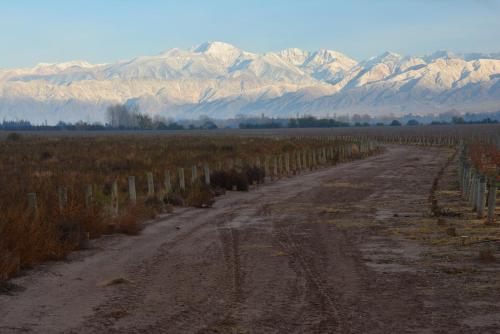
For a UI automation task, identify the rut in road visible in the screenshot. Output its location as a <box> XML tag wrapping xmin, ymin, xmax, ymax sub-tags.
<box><xmin>1</xmin><ymin>145</ymin><xmax>466</xmax><ymax>333</ymax></box>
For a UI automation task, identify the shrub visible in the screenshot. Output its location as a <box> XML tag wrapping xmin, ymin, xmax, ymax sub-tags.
<box><xmin>210</xmin><ymin>169</ymin><xmax>249</xmax><ymax>191</ymax></box>
<box><xmin>0</xmin><ymin>133</ymin><xmax>367</xmax><ymax>280</ymax></box>
<box><xmin>113</xmin><ymin>213</ymin><xmax>141</xmax><ymax>235</ymax></box>
<box><xmin>144</xmin><ymin>196</ymin><xmax>164</xmax><ymax>214</ymax></box>
<box><xmin>163</xmin><ymin>192</ymin><xmax>185</xmax><ymax>206</ymax></box>
<box><xmin>6</xmin><ymin>133</ymin><xmax>22</xmax><ymax>142</ymax></box>
<box><xmin>0</xmin><ymin>250</ymin><xmax>20</xmax><ymax>281</ymax></box>
<box><xmin>185</xmin><ymin>184</ymin><xmax>215</xmax><ymax>208</ymax></box>
<box><xmin>246</xmin><ymin>166</ymin><xmax>265</xmax><ymax>185</ymax></box>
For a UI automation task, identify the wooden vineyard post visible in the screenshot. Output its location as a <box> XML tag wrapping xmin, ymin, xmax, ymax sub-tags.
<box><xmin>58</xmin><ymin>186</ymin><xmax>68</xmax><ymax>211</ymax></box>
<box><xmin>486</xmin><ymin>177</ymin><xmax>497</xmax><ymax>225</ymax></box>
<box><xmin>191</xmin><ymin>165</ymin><xmax>198</xmax><ymax>184</ymax></box>
<box><xmin>461</xmin><ymin>163</ymin><xmax>469</xmax><ymax>199</ymax></box>
<box><xmin>464</xmin><ymin>166</ymin><xmax>472</xmax><ymax>201</ymax></box>
<box><xmin>476</xmin><ymin>174</ymin><xmax>486</xmax><ymax>218</ymax></box>
<box><xmin>278</xmin><ymin>155</ymin><xmax>283</xmax><ymax>177</ymax></box>
<box><xmin>128</xmin><ymin>176</ymin><xmax>137</xmax><ymax>203</ymax></box>
<box><xmin>204</xmin><ymin>164</ymin><xmax>210</xmax><ymax>185</ymax></box>
<box><xmin>285</xmin><ymin>153</ymin><xmax>290</xmax><ymax>176</ymax></box>
<box><xmin>296</xmin><ymin>151</ymin><xmax>302</xmax><ymax>173</ymax></box>
<box><xmin>273</xmin><ymin>156</ymin><xmax>278</xmax><ymax>180</ymax></box>
<box><xmin>472</xmin><ymin>173</ymin><xmax>481</xmax><ymax>211</ymax></box>
<box><xmin>111</xmin><ymin>180</ymin><xmax>119</xmax><ymax>216</ymax></box>
<box><xmin>164</xmin><ymin>170</ymin><xmax>172</xmax><ymax>194</ymax></box>
<box><xmin>468</xmin><ymin>169</ymin><xmax>476</xmax><ymax>205</ymax></box>
<box><xmin>85</xmin><ymin>185</ymin><xmax>93</xmax><ymax>209</ymax></box>
<box><xmin>27</xmin><ymin>192</ymin><xmax>37</xmax><ymax>216</ymax></box>
<box><xmin>178</xmin><ymin>168</ymin><xmax>186</xmax><ymax>190</ymax></box>
<box><xmin>264</xmin><ymin>157</ymin><xmax>270</xmax><ymax>182</ymax></box>
<box><xmin>255</xmin><ymin>157</ymin><xmax>261</xmax><ymax>169</ymax></box>
<box><xmin>146</xmin><ymin>172</ymin><xmax>155</xmax><ymax>197</ymax></box>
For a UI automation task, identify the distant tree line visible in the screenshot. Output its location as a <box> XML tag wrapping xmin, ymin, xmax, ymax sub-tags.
<box><xmin>239</xmin><ymin>122</ymin><xmax>282</xmax><ymax>129</ymax></box>
<box><xmin>1</xmin><ymin>105</ymin><xmax>498</xmax><ymax>131</ymax></box>
<box><xmin>288</xmin><ymin>117</ymin><xmax>350</xmax><ymax>128</ymax></box>
<box><xmin>106</xmin><ymin>104</ymin><xmax>219</xmax><ymax>130</ymax></box>
<box><xmin>237</xmin><ymin>116</ymin><xmax>497</xmax><ymax>129</ymax></box>
<box><xmin>0</xmin><ymin>120</ymin><xmax>108</xmax><ymax>131</ymax></box>
<box><xmin>0</xmin><ymin>104</ymin><xmax>220</xmax><ymax>131</ymax></box>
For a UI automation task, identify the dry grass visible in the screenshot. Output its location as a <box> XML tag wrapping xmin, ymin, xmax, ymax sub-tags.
<box><xmin>274</xmin><ymin>250</ymin><xmax>287</xmax><ymax>257</ymax></box>
<box><xmin>0</xmin><ymin>134</ymin><xmax>370</xmax><ymax>280</ymax></box>
<box><xmin>324</xmin><ymin>218</ymin><xmax>374</xmax><ymax>230</ymax></box>
<box><xmin>112</xmin><ymin>212</ymin><xmax>141</xmax><ymax>236</ymax></box>
<box><xmin>319</xmin><ymin>206</ymin><xmax>351</xmax><ymax>214</ymax></box>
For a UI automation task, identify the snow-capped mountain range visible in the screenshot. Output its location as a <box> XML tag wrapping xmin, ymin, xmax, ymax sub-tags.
<box><xmin>1</xmin><ymin>41</ymin><xmax>499</xmax><ymax>123</ymax></box>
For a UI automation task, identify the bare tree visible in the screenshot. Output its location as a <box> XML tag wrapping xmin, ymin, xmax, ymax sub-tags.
<box><xmin>106</xmin><ymin>104</ymin><xmax>139</xmax><ymax>128</ymax></box>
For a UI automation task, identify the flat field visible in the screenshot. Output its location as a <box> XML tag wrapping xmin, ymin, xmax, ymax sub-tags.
<box><xmin>0</xmin><ymin>126</ymin><xmax>499</xmax><ymax>333</ymax></box>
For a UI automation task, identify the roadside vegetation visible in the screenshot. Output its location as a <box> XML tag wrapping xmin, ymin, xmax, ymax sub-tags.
<box><xmin>0</xmin><ymin>133</ymin><xmax>375</xmax><ymax>280</ymax></box>
<box><xmin>0</xmin><ymin>124</ymin><xmax>498</xmax><ymax>283</ymax></box>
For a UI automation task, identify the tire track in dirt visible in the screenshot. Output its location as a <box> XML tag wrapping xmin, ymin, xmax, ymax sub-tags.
<box><xmin>219</xmin><ymin>226</ymin><xmax>243</xmax><ymax>302</ymax></box>
<box><xmin>70</xmin><ymin>208</ymin><xmax>235</xmax><ymax>333</ymax></box>
<box><xmin>78</xmin><ymin>145</ymin><xmax>447</xmax><ymax>333</ymax></box>
<box><xmin>274</xmin><ymin>223</ymin><xmax>342</xmax><ymax>331</ymax></box>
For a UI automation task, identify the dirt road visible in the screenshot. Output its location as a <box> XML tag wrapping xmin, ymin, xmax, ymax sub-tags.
<box><xmin>1</xmin><ymin>145</ymin><xmax>499</xmax><ymax>333</ymax></box>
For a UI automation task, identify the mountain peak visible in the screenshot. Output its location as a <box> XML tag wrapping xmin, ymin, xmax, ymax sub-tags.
<box><xmin>34</xmin><ymin>60</ymin><xmax>98</xmax><ymax>71</ymax></box>
<box><xmin>308</xmin><ymin>49</ymin><xmax>355</xmax><ymax>64</ymax></box>
<box><xmin>379</xmin><ymin>51</ymin><xmax>403</xmax><ymax>60</ymax></box>
<box><xmin>423</xmin><ymin>50</ymin><xmax>457</xmax><ymax>62</ymax></box>
<box><xmin>363</xmin><ymin>51</ymin><xmax>403</xmax><ymax>68</ymax></box>
<box><xmin>278</xmin><ymin>48</ymin><xmax>310</xmax><ymax>65</ymax></box>
<box><xmin>193</xmin><ymin>41</ymin><xmax>240</xmax><ymax>54</ymax></box>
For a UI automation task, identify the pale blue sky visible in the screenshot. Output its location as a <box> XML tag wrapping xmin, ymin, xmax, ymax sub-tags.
<box><xmin>1</xmin><ymin>0</ymin><xmax>499</xmax><ymax>68</ymax></box>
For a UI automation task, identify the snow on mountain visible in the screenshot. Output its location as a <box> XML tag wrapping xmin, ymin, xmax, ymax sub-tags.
<box><xmin>277</xmin><ymin>48</ymin><xmax>357</xmax><ymax>84</ymax></box>
<box><xmin>0</xmin><ymin>42</ymin><xmax>499</xmax><ymax>123</ymax></box>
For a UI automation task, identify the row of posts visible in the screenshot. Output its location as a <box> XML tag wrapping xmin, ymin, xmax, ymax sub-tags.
<box><xmin>459</xmin><ymin>145</ymin><xmax>498</xmax><ymax>225</ymax></box>
<box><xmin>26</xmin><ymin>163</ymin><xmax>212</xmax><ymax>216</ymax></box>
<box><xmin>260</xmin><ymin>142</ymin><xmax>376</xmax><ymax>180</ymax></box>
<box><xmin>26</xmin><ymin>140</ymin><xmax>378</xmax><ymax>216</ymax></box>
<box><xmin>330</xmin><ymin>135</ymin><xmax>458</xmax><ymax>147</ymax></box>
